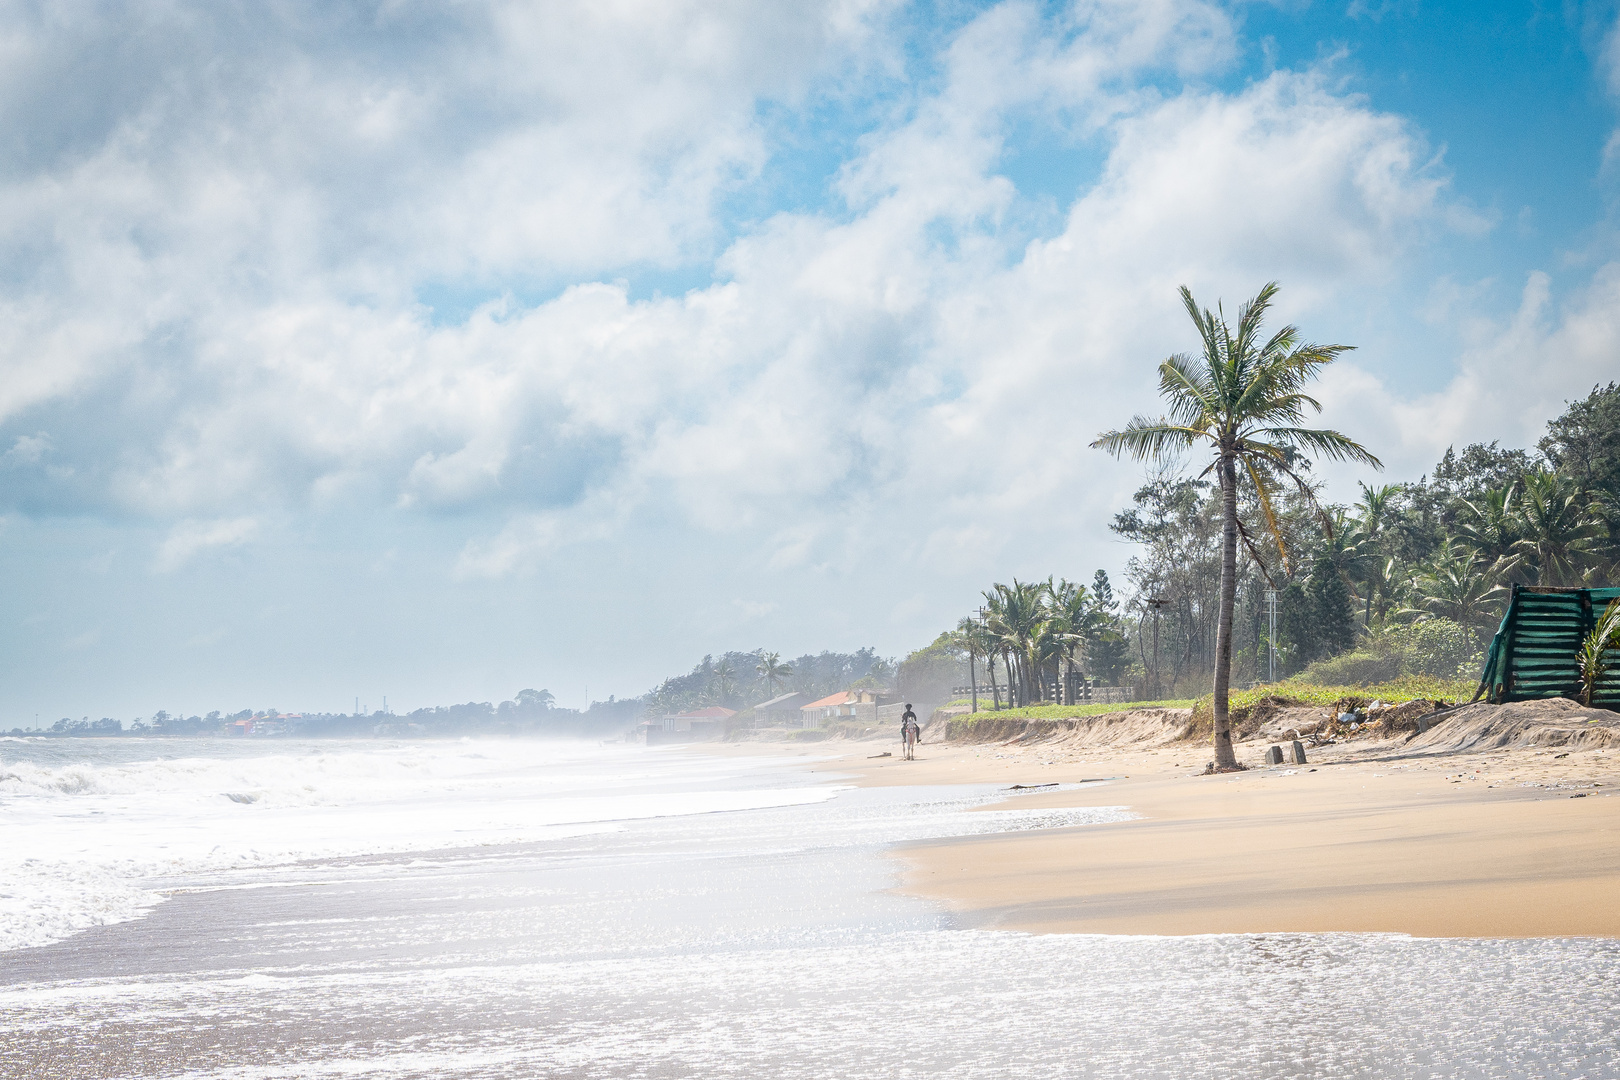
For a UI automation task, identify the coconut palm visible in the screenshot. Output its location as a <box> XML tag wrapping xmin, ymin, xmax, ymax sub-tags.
<box><xmin>1402</xmin><ymin>539</ymin><xmax>1500</xmax><ymax>641</ymax></box>
<box><xmin>1348</xmin><ymin>482</ymin><xmax>1403</xmax><ymax>625</ymax></box>
<box><xmin>984</xmin><ymin>580</ymin><xmax>1049</xmax><ymax>705</ymax></box>
<box><xmin>1093</xmin><ymin>282</ymin><xmax>1380</xmax><ymax>769</ymax></box>
<box><xmin>755</xmin><ymin>652</ymin><xmax>793</xmax><ymax>698</ymax></box>
<box><xmin>1512</xmin><ymin>470</ymin><xmax>1606</xmax><ymax>587</ymax></box>
<box><xmin>1046</xmin><ymin>578</ymin><xmax>1104</xmax><ymax>704</ymax></box>
<box><xmin>711</xmin><ymin>659</ymin><xmax>738</xmax><ymax>706</ymax></box>
<box><xmin>954</xmin><ymin>617</ymin><xmax>995</xmax><ymax>711</ymax></box>
<box><xmin>1455</xmin><ymin>484</ymin><xmax>1525</xmax><ymax>585</ymax></box>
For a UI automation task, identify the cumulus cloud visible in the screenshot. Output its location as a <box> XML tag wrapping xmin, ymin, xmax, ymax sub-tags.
<box><xmin>154</xmin><ymin>518</ymin><xmax>259</xmax><ymax>573</ymax></box>
<box><xmin>0</xmin><ymin>0</ymin><xmax>1615</xmax><ymax>606</ymax></box>
<box><xmin>1316</xmin><ymin>264</ymin><xmax>1620</xmax><ymax>487</ymax></box>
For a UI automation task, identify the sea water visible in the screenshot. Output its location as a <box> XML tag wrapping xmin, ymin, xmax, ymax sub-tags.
<box><xmin>1</xmin><ymin>737</ymin><xmax>1616</xmax><ymax>1078</ymax></box>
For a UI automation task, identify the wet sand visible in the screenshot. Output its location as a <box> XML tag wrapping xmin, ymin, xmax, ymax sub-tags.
<box><xmin>752</xmin><ymin>736</ymin><xmax>1620</xmax><ymax>938</ymax></box>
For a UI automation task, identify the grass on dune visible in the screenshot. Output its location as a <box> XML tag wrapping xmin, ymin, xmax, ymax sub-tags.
<box><xmin>942</xmin><ymin>673</ymin><xmax>1477</xmax><ymax>729</ymax></box>
<box><xmin>1192</xmin><ymin>674</ymin><xmax>1478</xmax><ymax>719</ymax></box>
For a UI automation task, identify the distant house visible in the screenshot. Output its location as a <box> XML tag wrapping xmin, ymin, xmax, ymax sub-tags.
<box><xmin>650</xmin><ymin>706</ymin><xmax>736</xmax><ymax>739</ymax></box>
<box><xmin>631</xmin><ymin>706</ymin><xmax>736</xmax><ymax>745</ymax></box>
<box><xmin>229</xmin><ymin>713</ymin><xmax>303</xmax><ymax>737</ymax></box>
<box><xmin>799</xmin><ymin>689</ymin><xmax>883</xmax><ymax>729</ymax></box>
<box><xmin>752</xmin><ymin>692</ymin><xmax>808</xmax><ymax>726</ymax></box>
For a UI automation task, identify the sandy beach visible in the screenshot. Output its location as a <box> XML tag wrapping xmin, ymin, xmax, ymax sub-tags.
<box><xmin>743</xmin><ymin>708</ymin><xmax>1620</xmax><ymax>939</ymax></box>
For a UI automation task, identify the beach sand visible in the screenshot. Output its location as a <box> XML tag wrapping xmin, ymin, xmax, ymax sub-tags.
<box><xmin>744</xmin><ymin>727</ymin><xmax>1620</xmax><ymax>938</ymax></box>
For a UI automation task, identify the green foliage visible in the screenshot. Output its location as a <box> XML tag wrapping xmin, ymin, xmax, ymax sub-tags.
<box><xmin>1539</xmin><ymin>382</ymin><xmax>1620</xmax><ymax>500</ymax></box>
<box><xmin>1577</xmin><ymin>597</ymin><xmax>1620</xmax><ymax>706</ymax></box>
<box><xmin>1299</xmin><ymin>618</ymin><xmax>1483</xmax><ymax>685</ymax></box>
<box><xmin>1276</xmin><ymin>580</ymin><xmax>1315</xmax><ymax>671</ymax></box>
<box><xmin>896</xmin><ymin>632</ymin><xmax>966</xmax><ymax>704</ymax></box>
<box><xmin>1190</xmin><ymin>675</ymin><xmax>1475</xmax><ymax>728</ymax></box>
<box><xmin>1308</xmin><ymin>555</ymin><xmax>1357</xmax><ymax>657</ymax></box>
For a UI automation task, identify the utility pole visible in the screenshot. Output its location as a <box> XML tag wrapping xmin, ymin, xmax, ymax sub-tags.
<box><xmin>1265</xmin><ymin>589</ymin><xmax>1279</xmax><ymax>684</ymax></box>
<box><xmin>1146</xmin><ymin>596</ymin><xmax>1169</xmax><ymax>700</ymax></box>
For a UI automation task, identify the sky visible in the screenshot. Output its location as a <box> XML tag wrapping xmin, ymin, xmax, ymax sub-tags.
<box><xmin>2</xmin><ymin>0</ymin><xmax>1619</xmax><ymax>722</ymax></box>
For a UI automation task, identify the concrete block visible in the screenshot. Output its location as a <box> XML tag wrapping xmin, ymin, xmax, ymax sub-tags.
<box><xmin>1290</xmin><ymin>740</ymin><xmax>1307</xmax><ymax>765</ymax></box>
<box><xmin>1265</xmin><ymin>745</ymin><xmax>1284</xmax><ymax>766</ymax></box>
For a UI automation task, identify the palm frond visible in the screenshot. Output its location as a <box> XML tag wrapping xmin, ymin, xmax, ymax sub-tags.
<box><xmin>1090</xmin><ymin>417</ymin><xmax>1206</xmax><ymax>462</ymax></box>
<box><xmin>1158</xmin><ymin>354</ymin><xmax>1218</xmax><ymax>428</ymax></box>
<box><xmin>1256</xmin><ymin>426</ymin><xmax>1383</xmax><ymax>467</ymax></box>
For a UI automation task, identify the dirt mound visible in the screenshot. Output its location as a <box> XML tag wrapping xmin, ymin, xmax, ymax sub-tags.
<box><xmin>1403</xmin><ymin>698</ymin><xmax>1620</xmax><ymax>754</ymax></box>
<box><xmin>939</xmin><ymin>708</ymin><xmax>1195</xmax><ymax>750</ymax></box>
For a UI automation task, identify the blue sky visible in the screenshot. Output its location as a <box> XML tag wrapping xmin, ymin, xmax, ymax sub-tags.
<box><xmin>1</xmin><ymin>0</ymin><xmax>1618</xmax><ymax>721</ymax></box>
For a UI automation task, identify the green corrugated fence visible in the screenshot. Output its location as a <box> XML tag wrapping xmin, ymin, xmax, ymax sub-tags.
<box><xmin>1477</xmin><ymin>584</ymin><xmax>1620</xmax><ymax>708</ymax></box>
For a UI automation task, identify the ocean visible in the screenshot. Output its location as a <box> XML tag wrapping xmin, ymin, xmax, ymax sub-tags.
<box><xmin>2</xmin><ymin>736</ymin><xmax>1616</xmax><ymax>1078</ymax></box>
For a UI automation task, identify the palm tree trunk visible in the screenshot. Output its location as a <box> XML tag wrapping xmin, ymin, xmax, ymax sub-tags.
<box><xmin>1212</xmin><ymin>454</ymin><xmax>1240</xmax><ymax>769</ymax></box>
<box><xmin>988</xmin><ymin>654</ymin><xmax>1001</xmax><ymax>709</ymax></box>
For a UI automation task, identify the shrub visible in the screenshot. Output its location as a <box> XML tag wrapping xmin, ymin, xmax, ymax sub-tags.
<box><xmin>1299</xmin><ymin>618</ymin><xmax>1484</xmax><ymax>686</ymax></box>
<box><xmin>1188</xmin><ymin>675</ymin><xmax>1476</xmax><ymax>737</ymax></box>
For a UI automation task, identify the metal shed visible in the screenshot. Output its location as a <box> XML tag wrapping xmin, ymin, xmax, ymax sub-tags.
<box><xmin>1477</xmin><ymin>584</ymin><xmax>1620</xmax><ymax>708</ymax></box>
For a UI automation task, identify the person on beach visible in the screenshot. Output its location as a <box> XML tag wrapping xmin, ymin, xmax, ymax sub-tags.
<box><xmin>900</xmin><ymin>704</ymin><xmax>920</xmax><ymax>760</ymax></box>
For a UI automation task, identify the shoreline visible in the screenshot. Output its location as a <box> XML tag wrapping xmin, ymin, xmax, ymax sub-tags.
<box><xmin>721</xmin><ymin>723</ymin><xmax>1620</xmax><ymax>939</ymax></box>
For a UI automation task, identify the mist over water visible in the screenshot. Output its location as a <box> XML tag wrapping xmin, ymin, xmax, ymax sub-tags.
<box><xmin>2</xmin><ymin>739</ymin><xmax>1616</xmax><ymax>1078</ymax></box>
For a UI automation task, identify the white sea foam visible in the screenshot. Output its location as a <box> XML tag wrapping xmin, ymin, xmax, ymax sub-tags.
<box><xmin>0</xmin><ymin>739</ymin><xmax>841</xmax><ymax>952</ymax></box>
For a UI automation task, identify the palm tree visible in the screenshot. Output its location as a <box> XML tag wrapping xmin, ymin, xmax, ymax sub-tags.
<box><xmin>1093</xmin><ymin>282</ymin><xmax>1380</xmax><ymax>769</ymax></box>
<box><xmin>1401</xmin><ymin>539</ymin><xmax>1501</xmax><ymax>643</ymax></box>
<box><xmin>1512</xmin><ymin>470</ymin><xmax>1606</xmax><ymax>587</ymax></box>
<box><xmin>983</xmin><ymin>580</ymin><xmax>1049</xmax><ymax>705</ymax></box>
<box><xmin>1348</xmin><ymin>482</ymin><xmax>1402</xmax><ymax>625</ymax></box>
<box><xmin>711</xmin><ymin>659</ymin><xmax>738</xmax><ymax>706</ymax></box>
<box><xmin>1456</xmin><ymin>484</ymin><xmax>1525</xmax><ymax>585</ymax></box>
<box><xmin>1046</xmin><ymin>578</ymin><xmax>1104</xmax><ymax>704</ymax></box>
<box><xmin>954</xmin><ymin>617</ymin><xmax>993</xmax><ymax>711</ymax></box>
<box><xmin>755</xmin><ymin>652</ymin><xmax>793</xmax><ymax>698</ymax></box>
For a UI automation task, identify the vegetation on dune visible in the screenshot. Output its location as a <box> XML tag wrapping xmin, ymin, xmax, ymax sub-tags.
<box><xmin>1184</xmin><ymin>676</ymin><xmax>1476</xmax><ymax>741</ymax></box>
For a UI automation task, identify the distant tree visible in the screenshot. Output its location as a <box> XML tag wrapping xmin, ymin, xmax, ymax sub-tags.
<box><xmin>756</xmin><ymin>652</ymin><xmax>792</xmax><ymax>697</ymax></box>
<box><xmin>1404</xmin><ymin>540</ymin><xmax>1501</xmax><ymax>644</ymax></box>
<box><xmin>897</xmin><ymin>633</ymin><xmax>967</xmax><ymax>705</ymax></box>
<box><xmin>515</xmin><ymin>689</ymin><xmax>555</xmax><ymax>710</ymax></box>
<box><xmin>1539</xmin><ymin>382</ymin><xmax>1620</xmax><ymax>497</ymax></box>
<box><xmin>710</xmin><ymin>660</ymin><xmax>739</xmax><ymax>706</ymax></box>
<box><xmin>1512</xmin><ymin>470</ymin><xmax>1607</xmax><ymax>586</ymax></box>
<box><xmin>1277</xmin><ymin>580</ymin><xmax>1316</xmax><ymax>672</ymax></box>
<box><xmin>1307</xmin><ymin>554</ymin><xmax>1356</xmax><ymax>659</ymax></box>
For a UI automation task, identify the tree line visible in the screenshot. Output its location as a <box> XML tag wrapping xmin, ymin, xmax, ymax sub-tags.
<box><xmin>642</xmin><ymin>648</ymin><xmax>895</xmax><ymax>716</ymax></box>
<box><xmin>1091</xmin><ymin>282</ymin><xmax>1618</xmax><ymax>769</ymax></box>
<box><xmin>9</xmin><ymin>690</ymin><xmax>639</xmax><ymax>738</ymax></box>
<box><xmin>1106</xmin><ymin>382</ymin><xmax>1619</xmax><ymax>695</ymax></box>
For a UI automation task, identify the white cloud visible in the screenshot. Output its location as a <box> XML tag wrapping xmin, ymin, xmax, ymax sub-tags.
<box><xmin>5</xmin><ymin>0</ymin><xmax>1620</xmax><ymax>721</ymax></box>
<box><xmin>1315</xmin><ymin>264</ymin><xmax>1620</xmax><ymax>487</ymax></box>
<box><xmin>155</xmin><ymin>518</ymin><xmax>258</xmax><ymax>573</ymax></box>
<box><xmin>0</xmin><ymin>0</ymin><xmax>1471</xmax><ymax>583</ymax></box>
